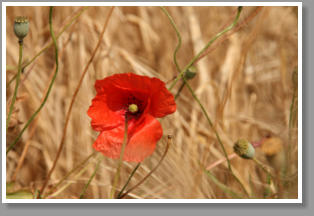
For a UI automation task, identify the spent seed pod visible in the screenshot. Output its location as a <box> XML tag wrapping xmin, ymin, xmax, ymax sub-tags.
<box><xmin>234</xmin><ymin>138</ymin><xmax>255</xmax><ymax>159</ymax></box>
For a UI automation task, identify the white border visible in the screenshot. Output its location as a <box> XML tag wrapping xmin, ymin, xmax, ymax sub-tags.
<box><xmin>2</xmin><ymin>2</ymin><xmax>302</xmax><ymax>204</ymax></box>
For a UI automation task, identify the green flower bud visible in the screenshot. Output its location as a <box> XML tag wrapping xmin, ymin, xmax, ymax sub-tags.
<box><xmin>128</xmin><ymin>104</ymin><xmax>138</xmax><ymax>113</ymax></box>
<box><xmin>233</xmin><ymin>138</ymin><xmax>255</xmax><ymax>159</ymax></box>
<box><xmin>184</xmin><ymin>66</ymin><xmax>197</xmax><ymax>80</ymax></box>
<box><xmin>14</xmin><ymin>16</ymin><xmax>29</xmax><ymax>41</ymax></box>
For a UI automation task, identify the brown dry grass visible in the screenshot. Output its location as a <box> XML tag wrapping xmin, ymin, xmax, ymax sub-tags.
<box><xmin>6</xmin><ymin>6</ymin><xmax>298</xmax><ymax>199</ymax></box>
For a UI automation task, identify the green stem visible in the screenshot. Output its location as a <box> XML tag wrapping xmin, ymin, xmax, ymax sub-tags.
<box><xmin>79</xmin><ymin>156</ymin><xmax>102</xmax><ymax>199</ymax></box>
<box><xmin>253</xmin><ymin>157</ymin><xmax>275</xmax><ymax>198</ymax></box>
<box><xmin>160</xmin><ymin>6</ymin><xmax>182</xmax><ymax>72</ymax></box>
<box><xmin>118</xmin><ymin>135</ymin><xmax>172</xmax><ymax>199</ymax></box>
<box><xmin>182</xmin><ymin>77</ymin><xmax>229</xmax><ymax>169</ymax></box>
<box><xmin>253</xmin><ymin>158</ymin><xmax>274</xmax><ymax>180</ymax></box>
<box><xmin>116</xmin><ymin>8</ymin><xmax>179</xmax><ymax>194</ymax></box>
<box><xmin>7</xmin><ymin>7</ymin><xmax>88</xmax><ymax>88</ymax></box>
<box><xmin>6</xmin><ymin>6</ymin><xmax>59</xmax><ymax>154</ymax></box>
<box><xmin>174</xmin><ymin>82</ymin><xmax>185</xmax><ymax>100</ymax></box>
<box><xmin>184</xmin><ymin>76</ymin><xmax>248</xmax><ymax>196</ymax></box>
<box><xmin>168</xmin><ymin>6</ymin><xmax>243</xmax><ymax>91</ymax></box>
<box><xmin>161</xmin><ymin>6</ymin><xmax>248</xmax><ymax>196</ymax></box>
<box><xmin>116</xmin><ymin>163</ymin><xmax>141</xmax><ymax>198</ymax></box>
<box><xmin>109</xmin><ymin>117</ymin><xmax>128</xmax><ymax>199</ymax></box>
<box><xmin>6</xmin><ymin>40</ymin><xmax>23</xmax><ymax>132</ymax></box>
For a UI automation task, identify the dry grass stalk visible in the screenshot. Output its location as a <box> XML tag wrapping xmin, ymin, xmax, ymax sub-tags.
<box><xmin>6</xmin><ymin>6</ymin><xmax>298</xmax><ymax>199</ymax></box>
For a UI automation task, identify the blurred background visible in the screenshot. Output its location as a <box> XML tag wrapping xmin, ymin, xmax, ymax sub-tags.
<box><xmin>6</xmin><ymin>6</ymin><xmax>298</xmax><ymax>199</ymax></box>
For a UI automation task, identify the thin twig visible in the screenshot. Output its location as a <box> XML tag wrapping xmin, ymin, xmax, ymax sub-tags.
<box><xmin>118</xmin><ymin>135</ymin><xmax>172</xmax><ymax>199</ymax></box>
<box><xmin>39</xmin><ymin>6</ymin><xmax>115</xmax><ymax>196</ymax></box>
<box><xmin>116</xmin><ymin>163</ymin><xmax>141</xmax><ymax>199</ymax></box>
<box><xmin>206</xmin><ymin>153</ymin><xmax>237</xmax><ymax>171</ymax></box>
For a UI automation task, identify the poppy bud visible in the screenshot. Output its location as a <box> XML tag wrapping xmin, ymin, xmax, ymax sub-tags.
<box><xmin>184</xmin><ymin>66</ymin><xmax>197</xmax><ymax>80</ymax></box>
<box><xmin>128</xmin><ymin>104</ymin><xmax>138</xmax><ymax>113</ymax></box>
<box><xmin>14</xmin><ymin>16</ymin><xmax>29</xmax><ymax>41</ymax></box>
<box><xmin>234</xmin><ymin>138</ymin><xmax>255</xmax><ymax>159</ymax></box>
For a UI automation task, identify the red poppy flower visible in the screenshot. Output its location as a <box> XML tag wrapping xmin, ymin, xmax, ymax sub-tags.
<box><xmin>87</xmin><ymin>73</ymin><xmax>176</xmax><ymax>162</ymax></box>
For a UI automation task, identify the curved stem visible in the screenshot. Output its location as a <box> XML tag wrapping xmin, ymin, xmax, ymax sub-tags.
<box><xmin>6</xmin><ymin>7</ymin><xmax>59</xmax><ymax>154</ymax></box>
<box><xmin>7</xmin><ymin>7</ymin><xmax>88</xmax><ymax>88</ymax></box>
<box><xmin>39</xmin><ymin>6</ymin><xmax>115</xmax><ymax>196</ymax></box>
<box><xmin>253</xmin><ymin>158</ymin><xmax>274</xmax><ymax>180</ymax></box>
<box><xmin>183</xmin><ymin>76</ymin><xmax>249</xmax><ymax>196</ymax></box>
<box><xmin>118</xmin><ymin>135</ymin><xmax>172</xmax><ymax>199</ymax></box>
<box><xmin>116</xmin><ymin>163</ymin><xmax>141</xmax><ymax>199</ymax></box>
<box><xmin>160</xmin><ymin>6</ymin><xmax>182</xmax><ymax>72</ymax></box>
<box><xmin>182</xmin><ymin>77</ymin><xmax>230</xmax><ymax>169</ymax></box>
<box><xmin>168</xmin><ymin>6</ymin><xmax>243</xmax><ymax>91</ymax></box>
<box><xmin>6</xmin><ymin>40</ymin><xmax>23</xmax><ymax>132</ymax></box>
<box><xmin>161</xmin><ymin>6</ymin><xmax>248</xmax><ymax>196</ymax></box>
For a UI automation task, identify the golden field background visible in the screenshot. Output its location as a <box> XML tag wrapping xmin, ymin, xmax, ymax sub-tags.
<box><xmin>6</xmin><ymin>6</ymin><xmax>298</xmax><ymax>199</ymax></box>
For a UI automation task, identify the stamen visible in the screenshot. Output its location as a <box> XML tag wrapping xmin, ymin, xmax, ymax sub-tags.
<box><xmin>128</xmin><ymin>104</ymin><xmax>138</xmax><ymax>113</ymax></box>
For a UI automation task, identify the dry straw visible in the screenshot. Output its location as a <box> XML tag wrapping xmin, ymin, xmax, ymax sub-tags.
<box><xmin>6</xmin><ymin>6</ymin><xmax>298</xmax><ymax>199</ymax></box>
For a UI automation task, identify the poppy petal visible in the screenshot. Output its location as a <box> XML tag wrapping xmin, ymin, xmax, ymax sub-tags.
<box><xmin>93</xmin><ymin>115</ymin><xmax>163</xmax><ymax>162</ymax></box>
<box><xmin>95</xmin><ymin>73</ymin><xmax>153</xmax><ymax>94</ymax></box>
<box><xmin>149</xmin><ymin>81</ymin><xmax>176</xmax><ymax>118</ymax></box>
<box><xmin>126</xmin><ymin>115</ymin><xmax>163</xmax><ymax>162</ymax></box>
<box><xmin>87</xmin><ymin>95</ymin><xmax>124</xmax><ymax>131</ymax></box>
<box><xmin>97</xmin><ymin>73</ymin><xmax>176</xmax><ymax>118</ymax></box>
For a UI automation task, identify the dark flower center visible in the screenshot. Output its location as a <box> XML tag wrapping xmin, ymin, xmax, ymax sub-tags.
<box><xmin>125</xmin><ymin>94</ymin><xmax>146</xmax><ymax>117</ymax></box>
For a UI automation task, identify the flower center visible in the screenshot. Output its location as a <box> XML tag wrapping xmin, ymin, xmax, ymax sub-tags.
<box><xmin>128</xmin><ymin>104</ymin><xmax>138</xmax><ymax>113</ymax></box>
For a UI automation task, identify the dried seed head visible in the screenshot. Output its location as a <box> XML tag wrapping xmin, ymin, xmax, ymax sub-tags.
<box><xmin>234</xmin><ymin>138</ymin><xmax>255</xmax><ymax>159</ymax></box>
<box><xmin>14</xmin><ymin>16</ymin><xmax>29</xmax><ymax>41</ymax></box>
